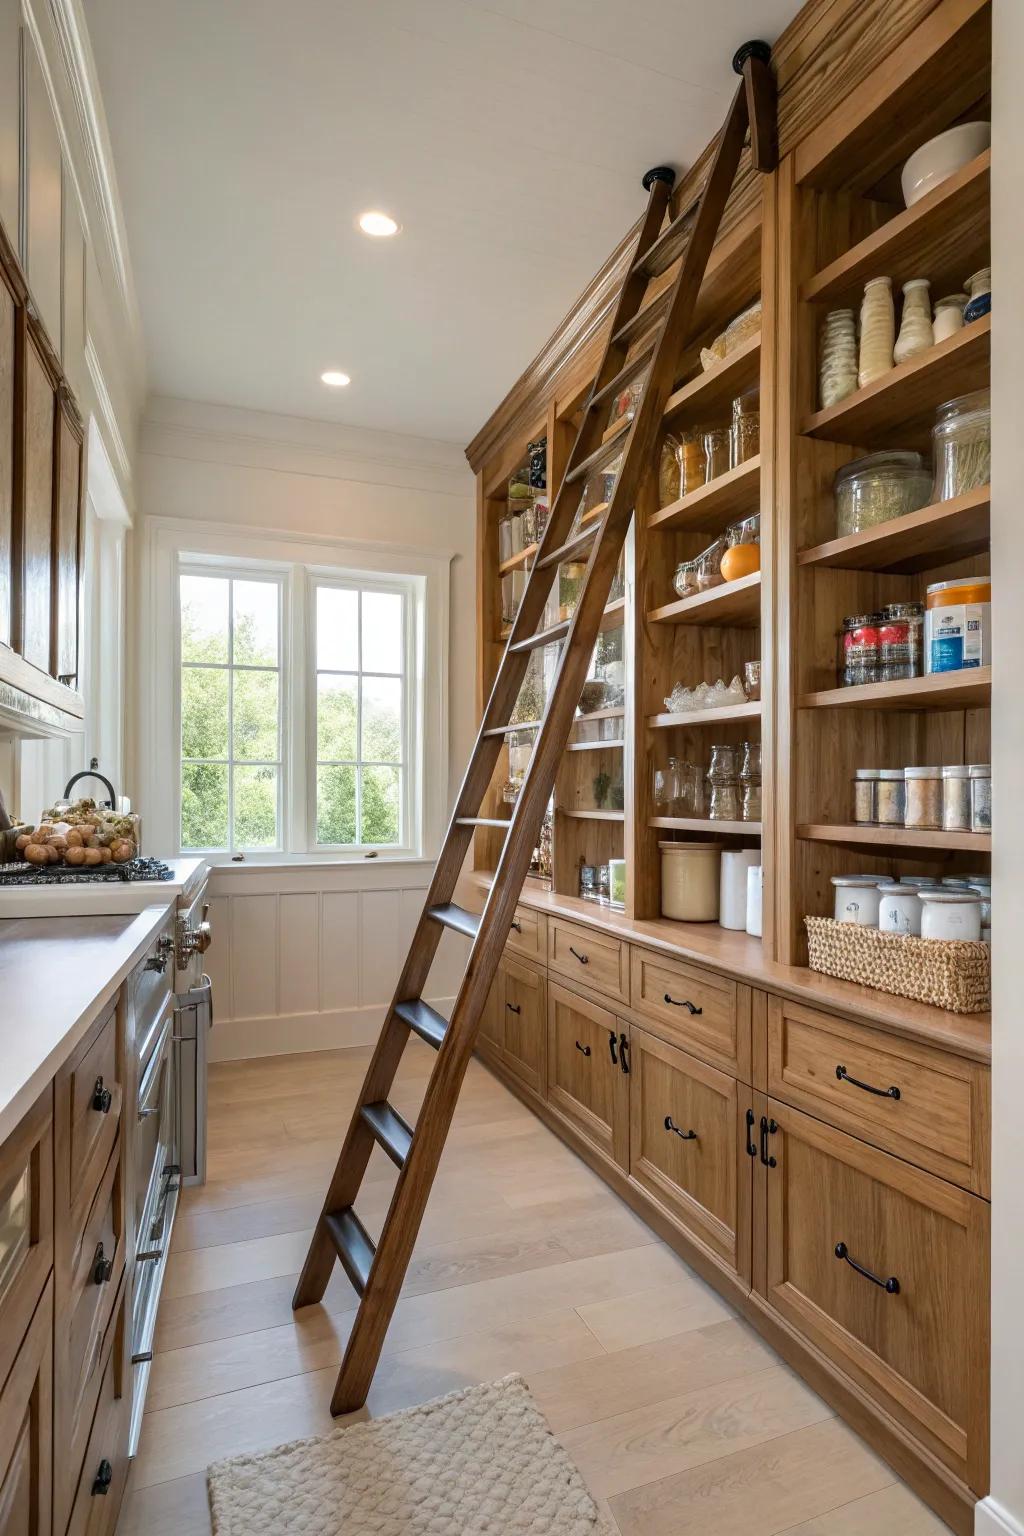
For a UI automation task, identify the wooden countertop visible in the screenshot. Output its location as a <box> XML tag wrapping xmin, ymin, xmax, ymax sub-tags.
<box><xmin>464</xmin><ymin>872</ymin><xmax>991</xmax><ymax>1064</ymax></box>
<box><xmin>0</xmin><ymin>904</ymin><xmax>174</xmax><ymax>1141</ymax></box>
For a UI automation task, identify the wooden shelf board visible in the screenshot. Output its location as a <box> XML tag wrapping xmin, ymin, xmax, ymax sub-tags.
<box><xmin>648</xmin><ymin>699</ymin><xmax>761</xmax><ymax>730</ymax></box>
<box><xmin>557</xmin><ymin>808</ymin><xmax>625</xmax><ymax>821</ymax></box>
<box><xmin>649</xmin><ymin>570</ymin><xmax>761</xmax><ymax>627</ymax></box>
<box><xmin>651</xmin><ymin>817</ymin><xmax>761</xmax><ymax>836</ymax></box>
<box><xmin>800</xmin><ymin>667</ymin><xmax>991</xmax><ymax>712</ymax></box>
<box><xmin>648</xmin><ymin>456</ymin><xmax>761</xmax><ymax>535</ymax></box>
<box><xmin>802</xmin><ymin>151</ymin><xmax>990</xmax><ymax>307</ymax></box>
<box><xmin>498</xmin><ymin>543</ymin><xmax>538</xmax><ymax>574</ymax></box>
<box><xmin>600</xmin><ymin>596</ymin><xmax>626</xmax><ymax>631</ymax></box>
<box><xmin>796</xmin><ymin>486</ymin><xmax>990</xmax><ymax>574</ymax></box>
<box><xmin>566</xmin><ymin>739</ymin><xmax>625</xmax><ymax>752</ymax></box>
<box><xmin>576</xmin><ymin>706</ymin><xmax>624</xmax><ymax>723</ymax></box>
<box><xmin>798</xmin><ymin>823</ymin><xmax>991</xmax><ymax>853</ymax></box>
<box><xmin>663</xmin><ymin>334</ymin><xmax>761</xmax><ymax>425</ymax></box>
<box><xmin>800</xmin><ymin>318</ymin><xmax>990</xmax><ymax>447</ymax></box>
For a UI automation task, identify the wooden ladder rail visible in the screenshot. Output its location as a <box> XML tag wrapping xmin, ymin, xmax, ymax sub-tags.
<box><xmin>293</xmin><ymin>42</ymin><xmax>777</xmax><ymax>1417</ymax></box>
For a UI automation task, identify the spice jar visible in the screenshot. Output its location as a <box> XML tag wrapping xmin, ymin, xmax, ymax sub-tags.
<box><xmin>905</xmin><ymin>765</ymin><xmax>942</xmax><ymax>830</ymax></box>
<box><xmin>932</xmin><ymin>388</ymin><xmax>990</xmax><ymax>501</ymax></box>
<box><xmin>858</xmin><ymin>276</ymin><xmax>895</xmax><ymax>387</ymax></box>
<box><xmin>876</xmin><ymin>768</ymin><xmax>907</xmax><ymax>827</ymax></box>
<box><xmin>942</xmin><ymin>764</ymin><xmax>972</xmax><ymax>832</ymax></box>
<box><xmin>878</xmin><ymin>602</ymin><xmax>923</xmax><ymax>681</ymax></box>
<box><xmin>878</xmin><ymin>883</ymin><xmax>923</xmax><ymax>936</ymax></box>
<box><xmin>832</xmin><ymin>876</ymin><xmax>882</xmax><ymax>926</ymax></box>
<box><xmin>673</xmin><ymin>559</ymin><xmax>700</xmax><ymax>598</ymax></box>
<box><xmin>933</xmin><ymin>293</ymin><xmax>967</xmax><ymax>343</ymax></box>
<box><xmin>840</xmin><ymin>613</ymin><xmax>882</xmax><ymax>687</ymax></box>
<box><xmin>919</xmin><ymin>889</ymin><xmax>983</xmax><ymax>942</ymax></box>
<box><xmin>703</xmin><ymin>426</ymin><xmax>731</xmax><ymax>483</ymax></box>
<box><xmin>730</xmin><ymin>388</ymin><xmax>760</xmax><ymax>467</ymax></box>
<box><xmin>893</xmin><ymin>278</ymin><xmax>934</xmax><ymax>365</ymax></box>
<box><xmin>852</xmin><ymin>768</ymin><xmax>879</xmax><ymax>825</ymax></box>
<box><xmin>970</xmin><ymin>763</ymin><xmax>991</xmax><ymax>831</ymax></box>
<box><xmin>833</xmin><ymin>451</ymin><xmax>932</xmax><ymax>537</ymax></box>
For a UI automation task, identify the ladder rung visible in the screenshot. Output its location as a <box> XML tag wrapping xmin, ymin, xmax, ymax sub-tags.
<box><xmin>509</xmin><ymin>618</ymin><xmax>570</xmax><ymax>654</ymax></box>
<box><xmin>456</xmin><ymin>817</ymin><xmax>512</xmax><ymax>829</ymax></box>
<box><xmin>395</xmin><ymin>997</ymin><xmax>449</xmax><ymax>1049</ymax></box>
<box><xmin>564</xmin><ymin>432</ymin><xmax>628</xmax><ymax>488</ymax></box>
<box><xmin>482</xmin><ymin>719</ymin><xmax>541</xmax><ymax>738</ymax></box>
<box><xmin>612</xmin><ymin>287</ymin><xmax>669</xmax><ymax>354</ymax></box>
<box><xmin>537</xmin><ymin>521</ymin><xmax>601</xmax><ymax>571</ymax></box>
<box><xmin>325</xmin><ymin>1208</ymin><xmax>375</xmax><ymax>1296</ymax></box>
<box><xmin>360</xmin><ymin>1101</ymin><xmax>413</xmax><ymax>1168</ymax></box>
<box><xmin>588</xmin><ymin>342</ymin><xmax>655</xmax><ymax>416</ymax></box>
<box><xmin>633</xmin><ymin>201</ymin><xmax>698</xmax><ymax>279</ymax></box>
<box><xmin>427</xmin><ymin>903</ymin><xmax>481</xmax><ymax>940</ymax></box>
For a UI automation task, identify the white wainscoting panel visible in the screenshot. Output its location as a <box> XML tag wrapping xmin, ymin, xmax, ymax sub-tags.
<box><xmin>206</xmin><ymin>861</ymin><xmax>468</xmax><ymax>1060</ymax></box>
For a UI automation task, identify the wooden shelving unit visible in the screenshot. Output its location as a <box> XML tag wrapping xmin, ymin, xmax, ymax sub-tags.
<box><xmin>648</xmin><ymin>456</ymin><xmax>761</xmax><ymax>534</ymax></box>
<box><xmin>798</xmin><ymin>822</ymin><xmax>991</xmax><ymax>853</ymax></box>
<box><xmin>800</xmin><ymin>667</ymin><xmax>991</xmax><ymax>712</ymax></box>
<box><xmin>649</xmin><ymin>572</ymin><xmax>761</xmax><ymax>627</ymax></box>
<box><xmin>797</xmin><ymin>486</ymin><xmax>990</xmax><ymax>573</ymax></box>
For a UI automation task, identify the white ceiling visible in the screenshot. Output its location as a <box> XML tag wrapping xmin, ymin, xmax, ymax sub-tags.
<box><xmin>83</xmin><ymin>0</ymin><xmax>795</xmax><ymax>444</ymax></box>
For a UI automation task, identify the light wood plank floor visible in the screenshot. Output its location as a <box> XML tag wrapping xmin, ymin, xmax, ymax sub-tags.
<box><xmin>118</xmin><ymin>1042</ymin><xmax>952</xmax><ymax>1535</ymax></box>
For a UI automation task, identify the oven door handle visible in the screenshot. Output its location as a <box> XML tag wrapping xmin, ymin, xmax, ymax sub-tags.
<box><xmin>138</xmin><ymin>1013</ymin><xmax>172</xmax><ymax>1121</ymax></box>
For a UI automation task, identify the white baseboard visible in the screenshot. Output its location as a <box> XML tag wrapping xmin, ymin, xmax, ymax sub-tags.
<box><xmin>976</xmin><ymin>1498</ymin><xmax>1024</xmax><ymax>1536</ymax></box>
<box><xmin>209</xmin><ymin>999</ymin><xmax>457</xmax><ymax>1061</ymax></box>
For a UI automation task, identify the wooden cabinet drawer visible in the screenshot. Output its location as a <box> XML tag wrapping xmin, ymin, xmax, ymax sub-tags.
<box><xmin>546</xmin><ymin>981</ymin><xmax>628</xmax><ymax>1168</ymax></box>
<box><xmin>548</xmin><ymin>917</ymin><xmax>628</xmax><ymax>1004</ymax></box>
<box><xmin>630</xmin><ymin>946</ymin><xmax>749</xmax><ymax>1079</ymax></box>
<box><xmin>762</xmin><ymin>1100</ymin><xmax>989</xmax><ymax>1490</ymax></box>
<box><xmin>501</xmin><ymin>957</ymin><xmax>546</xmax><ymax>1095</ymax></box>
<box><xmin>55</xmin><ymin>1142</ymin><xmax>125</xmax><ymax>1533</ymax></box>
<box><xmin>0</xmin><ymin>1085</ymin><xmax>52</xmax><ymax>1393</ymax></box>
<box><xmin>0</xmin><ymin>1278</ymin><xmax>52</xmax><ymax>1536</ymax></box>
<box><xmin>65</xmin><ymin>1284</ymin><xmax>130</xmax><ymax>1536</ymax></box>
<box><xmin>506</xmin><ymin>904</ymin><xmax>546</xmax><ymax>963</ymax></box>
<box><xmin>629</xmin><ymin>1027</ymin><xmax>751</xmax><ymax>1282</ymax></box>
<box><xmin>767</xmin><ymin>996</ymin><xmax>989</xmax><ymax>1195</ymax></box>
<box><xmin>61</xmin><ymin>1000</ymin><xmax>122</xmax><ymax>1230</ymax></box>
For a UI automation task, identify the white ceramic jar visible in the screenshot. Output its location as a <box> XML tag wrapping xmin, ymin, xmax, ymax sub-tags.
<box><xmin>858</xmin><ymin>277</ymin><xmax>895</xmax><ymax>388</ymax></box>
<box><xmin>659</xmin><ymin>841</ymin><xmax>723</xmax><ymax>922</ymax></box>
<box><xmin>720</xmin><ymin>848</ymin><xmax>760</xmax><ymax>930</ymax></box>
<box><xmin>933</xmin><ymin>293</ymin><xmax>967</xmax><ymax>342</ymax></box>
<box><xmin>894</xmin><ymin>278</ymin><xmax>934</xmax><ymax>364</ymax></box>
<box><xmin>877</xmin><ymin>883</ymin><xmax>922</xmax><ymax>936</ymax></box>
<box><xmin>746</xmin><ymin>864</ymin><xmax>763</xmax><ymax>937</ymax></box>
<box><xmin>918</xmin><ymin>889</ymin><xmax>983</xmax><ymax>941</ymax></box>
<box><xmin>831</xmin><ymin>875</ymin><xmax>882</xmax><ymax>926</ymax></box>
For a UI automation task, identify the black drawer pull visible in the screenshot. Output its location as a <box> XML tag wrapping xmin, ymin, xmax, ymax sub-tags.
<box><xmin>759</xmin><ymin>1114</ymin><xmax>777</xmax><ymax>1168</ymax></box>
<box><xmin>510</xmin><ymin>919</ymin><xmax>523</xmax><ymax>933</ymax></box>
<box><xmin>505</xmin><ymin>1002</ymin><xmax>521</xmax><ymax>1014</ymax></box>
<box><xmin>575</xmin><ymin>1040</ymin><xmax>591</xmax><ymax>1057</ymax></box>
<box><xmin>618</xmin><ymin>1032</ymin><xmax>630</xmax><ymax>1074</ymax></box>
<box><xmin>745</xmin><ymin>1108</ymin><xmax>757</xmax><ymax>1158</ymax></box>
<box><xmin>92</xmin><ymin>1077</ymin><xmax>112</xmax><ymax>1114</ymax></box>
<box><xmin>92</xmin><ymin>1242</ymin><xmax>114</xmax><ymax>1286</ymax></box>
<box><xmin>836</xmin><ymin>1065</ymin><xmax>900</xmax><ymax>1100</ymax></box>
<box><xmin>834</xmin><ymin>1241</ymin><xmax>899</xmax><ymax>1294</ymax></box>
<box><xmin>569</xmin><ymin>945</ymin><xmax>589</xmax><ymax>965</ymax></box>
<box><xmin>609</xmin><ymin>1031</ymin><xmax>619</xmax><ymax>1066</ymax></box>
<box><xmin>663</xmin><ymin>993</ymin><xmax>702</xmax><ymax>1015</ymax></box>
<box><xmin>92</xmin><ymin>1459</ymin><xmax>113</xmax><ymax>1496</ymax></box>
<box><xmin>664</xmin><ymin>1116</ymin><xmax>697</xmax><ymax>1141</ymax></box>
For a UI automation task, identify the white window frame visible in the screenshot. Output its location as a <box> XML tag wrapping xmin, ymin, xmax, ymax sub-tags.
<box><xmin>139</xmin><ymin>517</ymin><xmax>451</xmax><ymax>867</ymax></box>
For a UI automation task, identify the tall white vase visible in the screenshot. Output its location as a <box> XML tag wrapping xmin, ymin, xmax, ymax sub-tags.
<box><xmin>858</xmin><ymin>276</ymin><xmax>895</xmax><ymax>388</ymax></box>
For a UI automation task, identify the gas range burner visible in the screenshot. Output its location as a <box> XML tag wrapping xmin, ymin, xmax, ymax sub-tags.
<box><xmin>0</xmin><ymin>856</ymin><xmax>175</xmax><ymax>887</ymax></box>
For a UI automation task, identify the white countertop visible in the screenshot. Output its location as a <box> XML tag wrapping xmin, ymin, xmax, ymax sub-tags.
<box><xmin>0</xmin><ymin>902</ymin><xmax>174</xmax><ymax>1142</ymax></box>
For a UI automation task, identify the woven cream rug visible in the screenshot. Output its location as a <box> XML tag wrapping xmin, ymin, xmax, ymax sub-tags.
<box><xmin>207</xmin><ymin>1374</ymin><xmax>614</xmax><ymax>1534</ymax></box>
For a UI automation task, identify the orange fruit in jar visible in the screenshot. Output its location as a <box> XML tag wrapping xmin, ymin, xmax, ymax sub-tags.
<box><xmin>720</xmin><ymin>542</ymin><xmax>760</xmax><ymax>582</ymax></box>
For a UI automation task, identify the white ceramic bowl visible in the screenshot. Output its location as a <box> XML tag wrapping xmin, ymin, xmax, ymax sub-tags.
<box><xmin>901</xmin><ymin>122</ymin><xmax>991</xmax><ymax>208</ymax></box>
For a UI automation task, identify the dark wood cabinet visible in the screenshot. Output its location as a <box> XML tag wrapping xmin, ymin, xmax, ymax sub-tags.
<box><xmin>18</xmin><ymin>323</ymin><xmax>56</xmax><ymax>674</ymax></box>
<box><xmin>53</xmin><ymin>396</ymin><xmax>84</xmax><ymax>686</ymax></box>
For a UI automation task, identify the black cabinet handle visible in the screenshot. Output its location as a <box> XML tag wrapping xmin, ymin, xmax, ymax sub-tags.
<box><xmin>575</xmin><ymin>1040</ymin><xmax>591</xmax><ymax>1057</ymax></box>
<box><xmin>609</xmin><ymin>1031</ymin><xmax>619</xmax><ymax>1066</ymax></box>
<box><xmin>836</xmin><ymin>1065</ymin><xmax>900</xmax><ymax>1100</ymax></box>
<box><xmin>834</xmin><ymin>1241</ymin><xmax>900</xmax><ymax>1294</ymax></box>
<box><xmin>92</xmin><ymin>1459</ymin><xmax>113</xmax><ymax>1496</ymax></box>
<box><xmin>745</xmin><ymin>1108</ymin><xmax>757</xmax><ymax>1158</ymax></box>
<box><xmin>510</xmin><ymin>919</ymin><xmax>522</xmax><ymax>933</ymax></box>
<box><xmin>663</xmin><ymin>993</ymin><xmax>702</xmax><ymax>1015</ymax></box>
<box><xmin>505</xmin><ymin>1002</ymin><xmax>521</xmax><ymax>1014</ymax></box>
<box><xmin>664</xmin><ymin>1116</ymin><xmax>697</xmax><ymax>1141</ymax></box>
<box><xmin>92</xmin><ymin>1242</ymin><xmax>114</xmax><ymax>1286</ymax></box>
<box><xmin>759</xmin><ymin>1114</ymin><xmax>777</xmax><ymax>1168</ymax></box>
<box><xmin>569</xmin><ymin>946</ymin><xmax>589</xmax><ymax>966</ymax></box>
<box><xmin>618</xmin><ymin>1032</ymin><xmax>630</xmax><ymax>1074</ymax></box>
<box><xmin>92</xmin><ymin>1077</ymin><xmax>112</xmax><ymax>1114</ymax></box>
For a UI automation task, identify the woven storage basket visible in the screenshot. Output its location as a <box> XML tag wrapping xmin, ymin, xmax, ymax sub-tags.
<box><xmin>805</xmin><ymin>916</ymin><xmax>990</xmax><ymax>1014</ymax></box>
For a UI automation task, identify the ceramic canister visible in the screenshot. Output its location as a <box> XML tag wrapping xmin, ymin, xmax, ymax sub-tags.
<box><xmin>877</xmin><ymin>883</ymin><xmax>922</xmax><ymax>936</ymax></box>
<box><xmin>746</xmin><ymin>864</ymin><xmax>764</xmax><ymax>938</ymax></box>
<box><xmin>831</xmin><ymin>876</ymin><xmax>882</xmax><ymax>926</ymax></box>
<box><xmin>720</xmin><ymin>848</ymin><xmax>760</xmax><ymax>930</ymax></box>
<box><xmin>919</xmin><ymin>890</ymin><xmax>983</xmax><ymax>942</ymax></box>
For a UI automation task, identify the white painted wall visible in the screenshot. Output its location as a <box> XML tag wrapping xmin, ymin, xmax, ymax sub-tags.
<box><xmin>978</xmin><ymin>8</ymin><xmax>1023</xmax><ymax>1533</ymax></box>
<box><xmin>134</xmin><ymin>396</ymin><xmax>477</xmax><ymax>1056</ymax></box>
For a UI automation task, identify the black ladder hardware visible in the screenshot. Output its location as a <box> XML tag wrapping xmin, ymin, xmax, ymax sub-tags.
<box><xmin>663</xmin><ymin>993</ymin><xmax>702</xmax><ymax>1014</ymax></box>
<box><xmin>834</xmin><ymin>1242</ymin><xmax>900</xmax><ymax>1294</ymax></box>
<box><xmin>292</xmin><ymin>41</ymin><xmax>778</xmax><ymax>1419</ymax></box>
<box><xmin>664</xmin><ymin>1116</ymin><xmax>697</xmax><ymax>1141</ymax></box>
<box><xmin>575</xmin><ymin>1041</ymin><xmax>592</xmax><ymax>1057</ymax></box>
<box><xmin>745</xmin><ymin>1109</ymin><xmax>758</xmax><ymax>1158</ymax></box>
<box><xmin>836</xmin><ymin>1065</ymin><xmax>901</xmax><ymax>1100</ymax></box>
<box><xmin>760</xmin><ymin>1115</ymin><xmax>777</xmax><ymax>1168</ymax></box>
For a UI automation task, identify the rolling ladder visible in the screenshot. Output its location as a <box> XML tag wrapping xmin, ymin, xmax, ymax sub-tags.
<box><xmin>293</xmin><ymin>40</ymin><xmax>778</xmax><ymax>1414</ymax></box>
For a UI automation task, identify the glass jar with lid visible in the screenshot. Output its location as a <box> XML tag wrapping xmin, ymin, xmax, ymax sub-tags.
<box><xmin>839</xmin><ymin>613</ymin><xmax>883</xmax><ymax>687</ymax></box>
<box><xmin>932</xmin><ymin>388</ymin><xmax>991</xmax><ymax>501</ymax></box>
<box><xmin>878</xmin><ymin>602</ymin><xmax>924</xmax><ymax>681</ymax></box>
<box><xmin>942</xmin><ymin>764</ymin><xmax>972</xmax><ymax>831</ymax></box>
<box><xmin>708</xmin><ymin>743</ymin><xmax>740</xmax><ymax>781</ymax></box>
<box><xmin>730</xmin><ymin>388</ymin><xmax>760</xmax><ymax>467</ymax></box>
<box><xmin>852</xmin><ymin>768</ymin><xmax>880</xmax><ymax>825</ymax></box>
<box><xmin>970</xmin><ymin>763</ymin><xmax>991</xmax><ymax>832</ymax></box>
<box><xmin>876</xmin><ymin>768</ymin><xmax>906</xmax><ymax>827</ymax></box>
<box><xmin>703</xmin><ymin>426</ymin><xmax>731</xmax><ymax>483</ymax></box>
<box><xmin>834</xmin><ymin>451</ymin><xmax>932</xmax><ymax>537</ymax></box>
<box><xmin>905</xmin><ymin>765</ymin><xmax>942</xmax><ymax>830</ymax></box>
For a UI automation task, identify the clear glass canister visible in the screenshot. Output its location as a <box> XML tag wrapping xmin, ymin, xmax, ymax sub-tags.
<box><xmin>703</xmin><ymin>426</ymin><xmax>731</xmax><ymax>483</ymax></box>
<box><xmin>679</xmin><ymin>430</ymin><xmax>706</xmax><ymax>496</ymax></box>
<box><xmin>852</xmin><ymin>768</ymin><xmax>879</xmax><ymax>825</ymax></box>
<box><xmin>707</xmin><ymin>743</ymin><xmax>740</xmax><ymax>781</ymax></box>
<box><xmin>932</xmin><ymin>388</ymin><xmax>991</xmax><ymax>501</ymax></box>
<box><xmin>942</xmin><ymin>764</ymin><xmax>972</xmax><ymax>832</ymax></box>
<box><xmin>730</xmin><ymin>388</ymin><xmax>760</xmax><ymax>467</ymax></box>
<box><xmin>876</xmin><ymin>768</ymin><xmax>906</xmax><ymax>827</ymax></box>
<box><xmin>834</xmin><ymin>451</ymin><xmax>932</xmax><ymax>536</ymax></box>
<box><xmin>904</xmin><ymin>765</ymin><xmax>942</xmax><ymax>830</ymax></box>
<box><xmin>878</xmin><ymin>602</ymin><xmax>924</xmax><ymax>681</ymax></box>
<box><xmin>970</xmin><ymin>763</ymin><xmax>991</xmax><ymax>832</ymax></box>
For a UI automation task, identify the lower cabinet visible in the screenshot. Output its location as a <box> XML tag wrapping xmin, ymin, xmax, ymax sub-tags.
<box><xmin>546</xmin><ymin>981</ymin><xmax>628</xmax><ymax>1168</ymax></box>
<box><xmin>501</xmin><ymin>957</ymin><xmax>546</xmax><ymax>1095</ymax></box>
<box><xmin>628</xmin><ymin>1026</ymin><xmax>752</xmax><ymax>1282</ymax></box>
<box><xmin>759</xmin><ymin>1098</ymin><xmax>989</xmax><ymax>1492</ymax></box>
<box><xmin>64</xmin><ymin>1285</ymin><xmax>130</xmax><ymax>1536</ymax></box>
<box><xmin>478</xmin><ymin>968</ymin><xmax>504</xmax><ymax>1054</ymax></box>
<box><xmin>0</xmin><ymin>1280</ymin><xmax>52</xmax><ymax>1536</ymax></box>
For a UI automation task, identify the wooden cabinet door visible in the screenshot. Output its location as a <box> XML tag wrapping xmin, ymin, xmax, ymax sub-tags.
<box><xmin>501</xmin><ymin>957</ymin><xmax>546</xmax><ymax>1096</ymax></box>
<box><xmin>546</xmin><ymin>981</ymin><xmax>627</xmax><ymax>1168</ymax></box>
<box><xmin>629</xmin><ymin>1026</ymin><xmax>752</xmax><ymax>1282</ymax></box>
<box><xmin>761</xmin><ymin>1098</ymin><xmax>989</xmax><ymax>1491</ymax></box>
<box><xmin>0</xmin><ymin>1086</ymin><xmax>53</xmax><ymax>1395</ymax></box>
<box><xmin>0</xmin><ymin>260</ymin><xmax>14</xmax><ymax>647</ymax></box>
<box><xmin>0</xmin><ymin>1279</ymin><xmax>52</xmax><ymax>1536</ymax></box>
<box><xmin>53</xmin><ymin>396</ymin><xmax>83</xmax><ymax>685</ymax></box>
<box><xmin>19</xmin><ymin>324</ymin><xmax>55</xmax><ymax>673</ymax></box>
<box><xmin>477</xmin><ymin>966</ymin><xmax>504</xmax><ymax>1058</ymax></box>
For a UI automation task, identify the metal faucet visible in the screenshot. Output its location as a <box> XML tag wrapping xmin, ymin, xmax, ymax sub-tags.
<box><xmin>63</xmin><ymin>757</ymin><xmax>117</xmax><ymax>810</ymax></box>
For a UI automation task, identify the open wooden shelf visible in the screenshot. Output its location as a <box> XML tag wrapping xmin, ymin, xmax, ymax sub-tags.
<box><xmin>663</xmin><ymin>334</ymin><xmax>761</xmax><ymax>426</ymax></box>
<box><xmin>798</xmin><ymin>822</ymin><xmax>991</xmax><ymax>854</ymax></box>
<box><xmin>801</xmin><ymin>318</ymin><xmax>990</xmax><ymax>447</ymax></box>
<box><xmin>577</xmin><ymin>706</ymin><xmax>624</xmax><ymax>723</ymax></box>
<box><xmin>648</xmin><ymin>456</ymin><xmax>761</xmax><ymax>535</ymax></box>
<box><xmin>558</xmin><ymin>808</ymin><xmax>625</xmax><ymax>822</ymax></box>
<box><xmin>566</xmin><ymin>739</ymin><xmax>624</xmax><ymax>752</ymax></box>
<box><xmin>600</xmin><ymin>596</ymin><xmax>626</xmax><ymax>631</ymax></box>
<box><xmin>648</xmin><ymin>699</ymin><xmax>761</xmax><ymax>730</ymax></box>
<box><xmin>802</xmin><ymin>151</ymin><xmax>990</xmax><ymax>307</ymax></box>
<box><xmin>651</xmin><ymin>817</ymin><xmax>761</xmax><ymax>835</ymax></box>
<box><xmin>797</xmin><ymin>486</ymin><xmax>990</xmax><ymax>574</ymax></box>
<box><xmin>649</xmin><ymin>571</ymin><xmax>761</xmax><ymax>627</ymax></box>
<box><xmin>498</xmin><ymin>543</ymin><xmax>538</xmax><ymax>574</ymax></box>
<box><xmin>800</xmin><ymin>667</ymin><xmax>991</xmax><ymax>712</ymax></box>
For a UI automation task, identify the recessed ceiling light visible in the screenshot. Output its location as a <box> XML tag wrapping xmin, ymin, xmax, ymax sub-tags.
<box><xmin>320</xmin><ymin>370</ymin><xmax>351</xmax><ymax>388</ymax></box>
<box><xmin>358</xmin><ymin>210</ymin><xmax>400</xmax><ymax>238</ymax></box>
